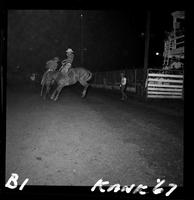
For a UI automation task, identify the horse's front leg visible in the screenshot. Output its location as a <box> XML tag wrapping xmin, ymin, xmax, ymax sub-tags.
<box><xmin>44</xmin><ymin>85</ymin><xmax>50</xmax><ymax>100</ymax></box>
<box><xmin>40</xmin><ymin>84</ymin><xmax>44</xmax><ymax>96</ymax></box>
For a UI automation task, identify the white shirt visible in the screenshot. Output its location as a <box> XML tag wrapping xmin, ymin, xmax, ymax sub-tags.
<box><xmin>121</xmin><ymin>77</ymin><xmax>127</xmax><ymax>86</ymax></box>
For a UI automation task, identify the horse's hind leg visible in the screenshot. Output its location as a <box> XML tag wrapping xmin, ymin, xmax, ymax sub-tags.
<box><xmin>53</xmin><ymin>85</ymin><xmax>64</xmax><ymax>101</ymax></box>
<box><xmin>50</xmin><ymin>86</ymin><xmax>58</xmax><ymax>100</ymax></box>
<box><xmin>79</xmin><ymin>71</ymin><xmax>92</xmax><ymax>98</ymax></box>
<box><xmin>82</xmin><ymin>85</ymin><xmax>89</xmax><ymax>98</ymax></box>
<box><xmin>80</xmin><ymin>81</ymin><xmax>89</xmax><ymax>98</ymax></box>
<box><xmin>51</xmin><ymin>84</ymin><xmax>63</xmax><ymax>101</ymax></box>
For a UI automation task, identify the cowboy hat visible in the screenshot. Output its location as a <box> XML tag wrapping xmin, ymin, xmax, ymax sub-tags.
<box><xmin>66</xmin><ymin>48</ymin><xmax>74</xmax><ymax>53</ymax></box>
<box><xmin>53</xmin><ymin>57</ymin><xmax>59</xmax><ymax>61</ymax></box>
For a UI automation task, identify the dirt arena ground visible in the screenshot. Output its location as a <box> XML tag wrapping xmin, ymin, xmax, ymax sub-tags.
<box><xmin>6</xmin><ymin>83</ymin><xmax>183</xmax><ymax>187</ymax></box>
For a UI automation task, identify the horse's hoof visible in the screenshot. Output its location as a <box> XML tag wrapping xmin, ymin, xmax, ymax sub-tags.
<box><xmin>81</xmin><ymin>92</ymin><xmax>86</xmax><ymax>98</ymax></box>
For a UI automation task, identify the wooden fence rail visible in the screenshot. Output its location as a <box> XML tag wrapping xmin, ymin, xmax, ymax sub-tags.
<box><xmin>145</xmin><ymin>69</ymin><xmax>184</xmax><ymax>99</ymax></box>
<box><xmin>91</xmin><ymin>69</ymin><xmax>144</xmax><ymax>94</ymax></box>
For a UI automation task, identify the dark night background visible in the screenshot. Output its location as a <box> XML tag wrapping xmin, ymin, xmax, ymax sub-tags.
<box><xmin>7</xmin><ymin>9</ymin><xmax>174</xmax><ymax>73</ymax></box>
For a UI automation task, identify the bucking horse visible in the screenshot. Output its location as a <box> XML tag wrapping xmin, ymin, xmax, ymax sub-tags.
<box><xmin>40</xmin><ymin>68</ymin><xmax>92</xmax><ymax>100</ymax></box>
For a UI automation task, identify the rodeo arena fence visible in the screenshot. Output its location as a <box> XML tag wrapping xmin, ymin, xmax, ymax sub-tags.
<box><xmin>91</xmin><ymin>69</ymin><xmax>145</xmax><ymax>96</ymax></box>
<box><xmin>91</xmin><ymin>68</ymin><xmax>184</xmax><ymax>100</ymax></box>
<box><xmin>145</xmin><ymin>69</ymin><xmax>184</xmax><ymax>99</ymax></box>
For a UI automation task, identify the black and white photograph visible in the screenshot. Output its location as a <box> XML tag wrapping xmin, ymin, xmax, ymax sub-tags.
<box><xmin>3</xmin><ymin>8</ymin><xmax>184</xmax><ymax>197</ymax></box>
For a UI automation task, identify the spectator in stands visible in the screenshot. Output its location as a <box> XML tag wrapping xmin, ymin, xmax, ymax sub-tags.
<box><xmin>171</xmin><ymin>58</ymin><xmax>183</xmax><ymax>70</ymax></box>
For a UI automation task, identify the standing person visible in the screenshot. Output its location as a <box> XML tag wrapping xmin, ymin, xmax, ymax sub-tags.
<box><xmin>30</xmin><ymin>73</ymin><xmax>36</xmax><ymax>81</ymax></box>
<box><xmin>59</xmin><ymin>48</ymin><xmax>74</xmax><ymax>74</ymax></box>
<box><xmin>30</xmin><ymin>72</ymin><xmax>38</xmax><ymax>89</ymax></box>
<box><xmin>120</xmin><ymin>72</ymin><xmax>127</xmax><ymax>100</ymax></box>
<box><xmin>171</xmin><ymin>58</ymin><xmax>183</xmax><ymax>70</ymax></box>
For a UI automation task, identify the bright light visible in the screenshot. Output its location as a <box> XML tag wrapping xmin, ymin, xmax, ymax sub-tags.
<box><xmin>156</xmin><ymin>52</ymin><xmax>159</xmax><ymax>56</ymax></box>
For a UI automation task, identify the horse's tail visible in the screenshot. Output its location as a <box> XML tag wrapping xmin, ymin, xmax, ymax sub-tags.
<box><xmin>85</xmin><ymin>70</ymin><xmax>93</xmax><ymax>82</ymax></box>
